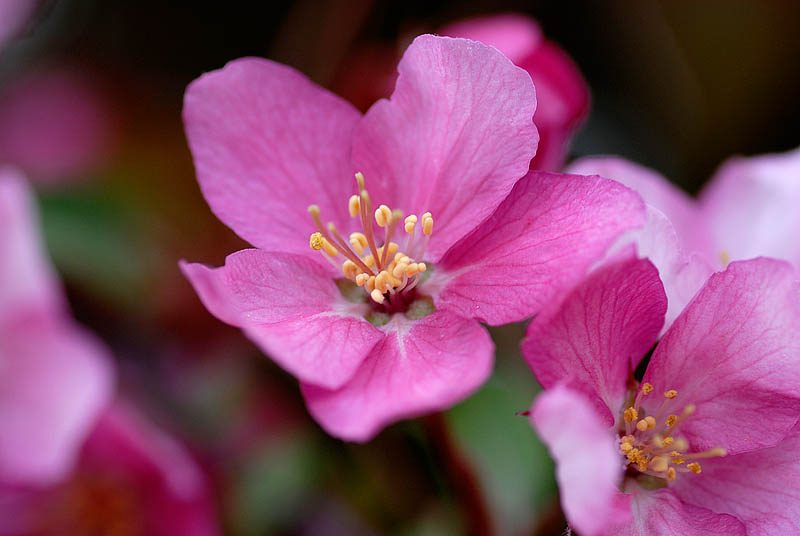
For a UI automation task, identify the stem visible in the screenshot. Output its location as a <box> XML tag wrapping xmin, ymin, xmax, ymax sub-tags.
<box><xmin>422</xmin><ymin>412</ymin><xmax>493</xmax><ymax>536</ymax></box>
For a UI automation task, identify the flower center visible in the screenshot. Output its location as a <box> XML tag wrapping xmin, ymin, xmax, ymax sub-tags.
<box><xmin>308</xmin><ymin>172</ymin><xmax>434</xmax><ymax>312</ymax></box>
<box><xmin>617</xmin><ymin>383</ymin><xmax>726</xmax><ymax>484</ymax></box>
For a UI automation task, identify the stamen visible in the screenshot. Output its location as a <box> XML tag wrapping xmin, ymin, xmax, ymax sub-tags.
<box><xmin>359</xmin><ymin>189</ymin><xmax>382</xmax><ymax>270</ymax></box>
<box><xmin>380</xmin><ymin>210</ymin><xmax>403</xmax><ymax>268</ymax></box>
<box><xmin>624</xmin><ymin>407</ymin><xmax>638</xmax><ymax>423</ymax></box>
<box><xmin>326</xmin><ymin>222</ymin><xmax>374</xmax><ymax>275</ymax></box>
<box><xmin>374</xmin><ymin>205</ymin><xmax>392</xmax><ymax>227</ymax></box>
<box><xmin>666</xmin><ymin>468</ymin><xmax>676</xmax><ymax>481</ymax></box>
<box><xmin>310</xmin><ymin>232</ymin><xmax>324</xmax><ymax>251</ymax></box>
<box><xmin>404</xmin><ymin>215</ymin><xmax>417</xmax><ymax>234</ymax></box>
<box><xmin>664</xmin><ymin>389</ymin><xmax>678</xmax><ymax>399</ymax></box>
<box><xmin>349</xmin><ymin>195</ymin><xmax>361</xmax><ymax>218</ymax></box>
<box><xmin>687</xmin><ymin>462</ymin><xmax>702</xmax><ymax>474</ymax></box>
<box><xmin>641</xmin><ymin>383</ymin><xmax>654</xmax><ymax>395</ymax></box>
<box><xmin>349</xmin><ymin>233</ymin><xmax>367</xmax><ymax>255</ymax></box>
<box><xmin>370</xmin><ymin>288</ymin><xmax>385</xmax><ymax>304</ymax></box>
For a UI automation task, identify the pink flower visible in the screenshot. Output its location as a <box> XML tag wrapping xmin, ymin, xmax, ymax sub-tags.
<box><xmin>567</xmin><ymin>148</ymin><xmax>800</xmax><ymax>326</ymax></box>
<box><xmin>0</xmin><ymin>168</ymin><xmax>113</xmax><ymax>485</ymax></box>
<box><xmin>333</xmin><ymin>14</ymin><xmax>590</xmax><ymax>171</ymax></box>
<box><xmin>0</xmin><ymin>402</ymin><xmax>221</xmax><ymax>535</ymax></box>
<box><xmin>523</xmin><ymin>253</ymin><xmax>800</xmax><ymax>535</ymax></box>
<box><xmin>180</xmin><ymin>35</ymin><xmax>644</xmax><ymax>441</ymax></box>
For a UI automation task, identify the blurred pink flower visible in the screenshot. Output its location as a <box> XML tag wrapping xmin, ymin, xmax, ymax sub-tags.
<box><xmin>0</xmin><ymin>402</ymin><xmax>221</xmax><ymax>535</ymax></box>
<box><xmin>524</xmin><ymin>254</ymin><xmax>800</xmax><ymax>535</ymax></box>
<box><xmin>0</xmin><ymin>168</ymin><xmax>113</xmax><ymax>486</ymax></box>
<box><xmin>0</xmin><ymin>69</ymin><xmax>116</xmax><ymax>185</ymax></box>
<box><xmin>180</xmin><ymin>35</ymin><xmax>643</xmax><ymax>441</ymax></box>
<box><xmin>334</xmin><ymin>14</ymin><xmax>590</xmax><ymax>172</ymax></box>
<box><xmin>0</xmin><ymin>0</ymin><xmax>36</xmax><ymax>51</ymax></box>
<box><xmin>568</xmin><ymin>148</ymin><xmax>800</xmax><ymax>327</ymax></box>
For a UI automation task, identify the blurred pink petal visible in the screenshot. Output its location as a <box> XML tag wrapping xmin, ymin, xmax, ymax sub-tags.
<box><xmin>0</xmin><ymin>0</ymin><xmax>36</xmax><ymax>51</ymax></box>
<box><xmin>531</xmin><ymin>385</ymin><xmax>630</xmax><ymax>536</ymax></box>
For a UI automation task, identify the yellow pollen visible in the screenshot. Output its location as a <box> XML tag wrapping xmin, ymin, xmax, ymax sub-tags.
<box><xmin>342</xmin><ymin>260</ymin><xmax>359</xmax><ymax>279</ymax></box>
<box><xmin>687</xmin><ymin>462</ymin><xmax>702</xmax><ymax>474</ymax></box>
<box><xmin>644</xmin><ymin>416</ymin><xmax>657</xmax><ymax>430</ymax></box>
<box><xmin>355</xmin><ymin>273</ymin><xmax>369</xmax><ymax>286</ymax></box>
<box><xmin>620</xmin><ymin>442</ymin><xmax>633</xmax><ymax>453</ymax></box>
<box><xmin>309</xmin><ymin>232</ymin><xmax>323</xmax><ymax>250</ymax></box>
<box><xmin>666</xmin><ymin>415</ymin><xmax>678</xmax><ymax>427</ymax></box>
<box><xmin>404</xmin><ymin>215</ymin><xmax>418</xmax><ymax>234</ymax></box>
<box><xmin>350</xmin><ymin>233</ymin><xmax>368</xmax><ymax>255</ymax></box>
<box><xmin>349</xmin><ymin>195</ymin><xmax>361</xmax><ymax>218</ymax></box>
<box><xmin>663</xmin><ymin>437</ymin><xmax>674</xmax><ymax>446</ymax></box>
<box><xmin>666</xmin><ymin>468</ymin><xmax>676</xmax><ymax>482</ymax></box>
<box><xmin>624</xmin><ymin>407</ymin><xmax>638</xmax><ymax>422</ymax></box>
<box><xmin>641</xmin><ymin>383</ymin><xmax>654</xmax><ymax>395</ymax></box>
<box><xmin>664</xmin><ymin>389</ymin><xmax>678</xmax><ymax>399</ymax></box>
<box><xmin>636</xmin><ymin>419</ymin><xmax>649</xmax><ymax>432</ymax></box>
<box><xmin>375</xmin><ymin>205</ymin><xmax>392</xmax><ymax>227</ymax></box>
<box><xmin>418</xmin><ymin>263</ymin><xmax>427</xmax><ymax>273</ymax></box>
<box><xmin>370</xmin><ymin>289</ymin><xmax>385</xmax><ymax>304</ymax></box>
<box><xmin>422</xmin><ymin>212</ymin><xmax>434</xmax><ymax>235</ymax></box>
<box><xmin>650</xmin><ymin>456</ymin><xmax>669</xmax><ymax>473</ymax></box>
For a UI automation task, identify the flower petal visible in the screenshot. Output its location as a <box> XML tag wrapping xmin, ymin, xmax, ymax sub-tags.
<box><xmin>0</xmin><ymin>316</ymin><xmax>114</xmax><ymax>485</ymax></box>
<box><xmin>522</xmin><ymin>254</ymin><xmax>666</xmax><ymax>424</ymax></box>
<box><xmin>671</xmin><ymin>423</ymin><xmax>800</xmax><ymax>535</ymax></box>
<box><xmin>0</xmin><ymin>168</ymin><xmax>64</xmax><ymax>319</ymax></box>
<box><xmin>301</xmin><ymin>311</ymin><xmax>493</xmax><ymax>441</ymax></box>
<box><xmin>352</xmin><ymin>34</ymin><xmax>539</xmax><ymax>261</ymax></box>
<box><xmin>0</xmin><ymin>0</ymin><xmax>36</xmax><ymax>51</ymax></box>
<box><xmin>180</xmin><ymin>250</ymin><xmax>382</xmax><ymax>390</ymax></box>
<box><xmin>643</xmin><ymin>257</ymin><xmax>800</xmax><ymax>455</ymax></box>
<box><xmin>183</xmin><ymin>57</ymin><xmax>361</xmax><ymax>256</ymax></box>
<box><xmin>699</xmin><ymin>146</ymin><xmax>800</xmax><ymax>266</ymax></box>
<box><xmin>428</xmin><ymin>171</ymin><xmax>646</xmax><ymax>326</ymax></box>
<box><xmin>530</xmin><ymin>385</ymin><xmax>629</xmax><ymax>536</ymax></box>
<box><xmin>615</xmin><ymin>489</ymin><xmax>745</xmax><ymax>536</ymax></box>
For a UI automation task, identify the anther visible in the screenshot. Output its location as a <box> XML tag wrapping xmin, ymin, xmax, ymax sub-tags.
<box><xmin>664</xmin><ymin>390</ymin><xmax>678</xmax><ymax>399</ymax></box>
<box><xmin>342</xmin><ymin>260</ymin><xmax>359</xmax><ymax>280</ymax></box>
<box><xmin>375</xmin><ymin>205</ymin><xmax>392</xmax><ymax>227</ymax></box>
<box><xmin>687</xmin><ymin>462</ymin><xmax>702</xmax><ymax>474</ymax></box>
<box><xmin>624</xmin><ymin>407</ymin><xmax>638</xmax><ymax>423</ymax></box>
<box><xmin>404</xmin><ymin>215</ymin><xmax>418</xmax><ymax>234</ymax></box>
<box><xmin>662</xmin><ymin>437</ymin><xmax>674</xmax><ymax>447</ymax></box>
<box><xmin>666</xmin><ymin>468</ymin><xmax>676</xmax><ymax>482</ymax></box>
<box><xmin>355</xmin><ymin>171</ymin><xmax>365</xmax><ymax>191</ymax></box>
<box><xmin>422</xmin><ymin>212</ymin><xmax>434</xmax><ymax>235</ymax></box>
<box><xmin>355</xmin><ymin>274</ymin><xmax>369</xmax><ymax>286</ymax></box>
<box><xmin>641</xmin><ymin>383</ymin><xmax>653</xmax><ymax>395</ymax></box>
<box><xmin>649</xmin><ymin>456</ymin><xmax>669</xmax><ymax>473</ymax></box>
<box><xmin>636</xmin><ymin>419</ymin><xmax>649</xmax><ymax>432</ymax></box>
<box><xmin>666</xmin><ymin>415</ymin><xmax>678</xmax><ymax>427</ymax></box>
<box><xmin>370</xmin><ymin>289</ymin><xmax>385</xmax><ymax>304</ymax></box>
<box><xmin>349</xmin><ymin>195</ymin><xmax>361</xmax><ymax>218</ymax></box>
<box><xmin>310</xmin><ymin>232</ymin><xmax>324</xmax><ymax>250</ymax></box>
<box><xmin>644</xmin><ymin>416</ymin><xmax>656</xmax><ymax>430</ymax></box>
<box><xmin>350</xmin><ymin>233</ymin><xmax>367</xmax><ymax>255</ymax></box>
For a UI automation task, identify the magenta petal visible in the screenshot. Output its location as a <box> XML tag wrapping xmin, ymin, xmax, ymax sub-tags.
<box><xmin>523</xmin><ymin>254</ymin><xmax>666</xmax><ymax>424</ymax></box>
<box><xmin>616</xmin><ymin>489</ymin><xmax>745</xmax><ymax>536</ymax></box>
<box><xmin>531</xmin><ymin>385</ymin><xmax>629</xmax><ymax>536</ymax></box>
<box><xmin>430</xmin><ymin>171</ymin><xmax>646</xmax><ymax>326</ymax></box>
<box><xmin>643</xmin><ymin>258</ymin><xmax>800</xmax><ymax>455</ymax></box>
<box><xmin>180</xmin><ymin>250</ymin><xmax>382</xmax><ymax>390</ymax></box>
<box><xmin>302</xmin><ymin>312</ymin><xmax>493</xmax><ymax>441</ymax></box>
<box><xmin>183</xmin><ymin>57</ymin><xmax>361</xmax><ymax>256</ymax></box>
<box><xmin>439</xmin><ymin>14</ymin><xmax>543</xmax><ymax>67</ymax></box>
<box><xmin>0</xmin><ymin>168</ymin><xmax>64</xmax><ymax>319</ymax></box>
<box><xmin>352</xmin><ymin>34</ymin><xmax>539</xmax><ymax>261</ymax></box>
<box><xmin>671</xmin><ymin>424</ymin><xmax>800</xmax><ymax>535</ymax></box>
<box><xmin>0</xmin><ymin>317</ymin><xmax>114</xmax><ymax>485</ymax></box>
<box><xmin>699</xmin><ymin>147</ymin><xmax>800</xmax><ymax>266</ymax></box>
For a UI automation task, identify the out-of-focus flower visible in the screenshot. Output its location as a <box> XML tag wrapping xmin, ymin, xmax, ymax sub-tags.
<box><xmin>0</xmin><ymin>402</ymin><xmax>221</xmax><ymax>535</ymax></box>
<box><xmin>524</xmin><ymin>254</ymin><xmax>800</xmax><ymax>535</ymax></box>
<box><xmin>567</xmin><ymin>147</ymin><xmax>800</xmax><ymax>326</ymax></box>
<box><xmin>0</xmin><ymin>0</ymin><xmax>36</xmax><ymax>52</ymax></box>
<box><xmin>180</xmin><ymin>35</ymin><xmax>643</xmax><ymax>441</ymax></box>
<box><xmin>333</xmin><ymin>14</ymin><xmax>590</xmax><ymax>172</ymax></box>
<box><xmin>0</xmin><ymin>168</ymin><xmax>113</xmax><ymax>486</ymax></box>
<box><xmin>0</xmin><ymin>69</ymin><xmax>117</xmax><ymax>185</ymax></box>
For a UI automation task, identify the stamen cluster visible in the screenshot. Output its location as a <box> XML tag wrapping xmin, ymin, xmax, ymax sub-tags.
<box><xmin>618</xmin><ymin>383</ymin><xmax>725</xmax><ymax>483</ymax></box>
<box><xmin>308</xmin><ymin>172</ymin><xmax>434</xmax><ymax>310</ymax></box>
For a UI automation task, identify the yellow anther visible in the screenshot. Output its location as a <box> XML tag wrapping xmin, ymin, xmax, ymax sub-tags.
<box><xmin>406</xmin><ymin>263</ymin><xmax>419</xmax><ymax>277</ymax></box>
<box><xmin>365</xmin><ymin>276</ymin><xmax>376</xmax><ymax>292</ymax></box>
<box><xmin>404</xmin><ymin>214</ymin><xmax>418</xmax><ymax>234</ymax></box>
<box><xmin>370</xmin><ymin>289</ymin><xmax>385</xmax><ymax>304</ymax></box>
<box><xmin>363</xmin><ymin>255</ymin><xmax>375</xmax><ymax>268</ymax></box>
<box><xmin>652</xmin><ymin>435</ymin><xmax>664</xmax><ymax>448</ymax></box>
<box><xmin>375</xmin><ymin>205</ymin><xmax>392</xmax><ymax>227</ymax></box>
<box><xmin>417</xmin><ymin>262</ymin><xmax>427</xmax><ymax>273</ymax></box>
<box><xmin>321</xmin><ymin>238</ymin><xmax>338</xmax><ymax>257</ymax></box>
<box><xmin>650</xmin><ymin>456</ymin><xmax>669</xmax><ymax>473</ymax></box>
<box><xmin>620</xmin><ymin>442</ymin><xmax>633</xmax><ymax>453</ymax></box>
<box><xmin>637</xmin><ymin>460</ymin><xmax>648</xmax><ymax>472</ymax></box>
<box><xmin>422</xmin><ymin>212</ymin><xmax>434</xmax><ymax>235</ymax></box>
<box><xmin>342</xmin><ymin>260</ymin><xmax>360</xmax><ymax>280</ymax></box>
<box><xmin>636</xmin><ymin>419</ymin><xmax>649</xmax><ymax>432</ymax></box>
<box><xmin>683</xmin><ymin>404</ymin><xmax>696</xmax><ymax>416</ymax></box>
<box><xmin>309</xmin><ymin>232</ymin><xmax>324</xmax><ymax>251</ymax></box>
<box><xmin>687</xmin><ymin>462</ymin><xmax>702</xmax><ymax>474</ymax></box>
<box><xmin>349</xmin><ymin>195</ymin><xmax>361</xmax><ymax>218</ymax></box>
<box><xmin>666</xmin><ymin>467</ymin><xmax>676</xmax><ymax>482</ymax></box>
<box><xmin>355</xmin><ymin>273</ymin><xmax>370</xmax><ymax>286</ymax></box>
<box><xmin>666</xmin><ymin>415</ymin><xmax>678</xmax><ymax>427</ymax></box>
<box><xmin>377</xmin><ymin>242</ymin><xmax>399</xmax><ymax>260</ymax></box>
<box><xmin>355</xmin><ymin>172</ymin><xmax>365</xmax><ymax>190</ymax></box>
<box><xmin>308</xmin><ymin>204</ymin><xmax>320</xmax><ymax>217</ymax></box>
<box><xmin>663</xmin><ymin>437</ymin><xmax>674</xmax><ymax>447</ymax></box>
<box><xmin>674</xmin><ymin>437</ymin><xmax>689</xmax><ymax>451</ymax></box>
<box><xmin>375</xmin><ymin>271</ymin><xmax>390</xmax><ymax>293</ymax></box>
<box><xmin>664</xmin><ymin>389</ymin><xmax>678</xmax><ymax>399</ymax></box>
<box><xmin>393</xmin><ymin>263</ymin><xmax>408</xmax><ymax>279</ymax></box>
<box><xmin>624</xmin><ymin>407</ymin><xmax>638</xmax><ymax>423</ymax></box>
<box><xmin>641</xmin><ymin>383</ymin><xmax>653</xmax><ymax>395</ymax></box>
<box><xmin>349</xmin><ymin>232</ymin><xmax>368</xmax><ymax>255</ymax></box>
<box><xmin>644</xmin><ymin>416</ymin><xmax>657</xmax><ymax>430</ymax></box>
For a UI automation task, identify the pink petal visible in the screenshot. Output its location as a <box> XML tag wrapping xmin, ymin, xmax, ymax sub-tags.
<box><xmin>428</xmin><ymin>171</ymin><xmax>646</xmax><ymax>326</ymax></box>
<box><xmin>180</xmin><ymin>250</ymin><xmax>382</xmax><ymax>390</ymax></box>
<box><xmin>302</xmin><ymin>312</ymin><xmax>493</xmax><ymax>441</ymax></box>
<box><xmin>183</xmin><ymin>57</ymin><xmax>361</xmax><ymax>256</ymax></box>
<box><xmin>0</xmin><ymin>0</ymin><xmax>36</xmax><ymax>51</ymax></box>
<box><xmin>0</xmin><ymin>316</ymin><xmax>114</xmax><ymax>486</ymax></box>
<box><xmin>615</xmin><ymin>489</ymin><xmax>745</xmax><ymax>536</ymax></box>
<box><xmin>0</xmin><ymin>168</ymin><xmax>64</xmax><ymax>319</ymax></box>
<box><xmin>567</xmin><ymin>156</ymin><xmax>710</xmax><ymax>255</ymax></box>
<box><xmin>699</xmin><ymin>147</ymin><xmax>800</xmax><ymax>266</ymax></box>
<box><xmin>439</xmin><ymin>14</ymin><xmax>544</xmax><ymax>66</ymax></box>
<box><xmin>522</xmin><ymin>254</ymin><xmax>666</xmax><ymax>424</ymax></box>
<box><xmin>671</xmin><ymin>424</ymin><xmax>800</xmax><ymax>535</ymax></box>
<box><xmin>530</xmin><ymin>385</ymin><xmax>630</xmax><ymax>536</ymax></box>
<box><xmin>643</xmin><ymin>258</ymin><xmax>800</xmax><ymax>455</ymax></box>
<box><xmin>352</xmin><ymin>34</ymin><xmax>539</xmax><ymax>261</ymax></box>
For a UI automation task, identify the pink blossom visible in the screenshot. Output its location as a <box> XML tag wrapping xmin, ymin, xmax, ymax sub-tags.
<box><xmin>524</xmin><ymin>253</ymin><xmax>800</xmax><ymax>535</ymax></box>
<box><xmin>567</xmin><ymin>148</ymin><xmax>800</xmax><ymax>326</ymax></box>
<box><xmin>0</xmin><ymin>168</ymin><xmax>113</xmax><ymax>486</ymax></box>
<box><xmin>0</xmin><ymin>402</ymin><xmax>221</xmax><ymax>535</ymax></box>
<box><xmin>180</xmin><ymin>35</ymin><xmax>644</xmax><ymax>441</ymax></box>
<box><xmin>0</xmin><ymin>0</ymin><xmax>36</xmax><ymax>52</ymax></box>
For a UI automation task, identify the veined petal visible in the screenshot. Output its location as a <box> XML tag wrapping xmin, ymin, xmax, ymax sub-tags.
<box><xmin>301</xmin><ymin>311</ymin><xmax>493</xmax><ymax>442</ymax></box>
<box><xmin>523</xmin><ymin>254</ymin><xmax>666</xmax><ymax>424</ymax></box>
<box><xmin>183</xmin><ymin>58</ymin><xmax>361</xmax><ymax>257</ymax></box>
<box><xmin>643</xmin><ymin>258</ymin><xmax>800</xmax><ymax>455</ymax></box>
<box><xmin>352</xmin><ymin>34</ymin><xmax>539</xmax><ymax>261</ymax></box>
<box><xmin>180</xmin><ymin>250</ymin><xmax>382</xmax><ymax>390</ymax></box>
<box><xmin>531</xmin><ymin>385</ymin><xmax>630</xmax><ymax>536</ymax></box>
<box><xmin>429</xmin><ymin>171</ymin><xmax>646</xmax><ymax>326</ymax></box>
